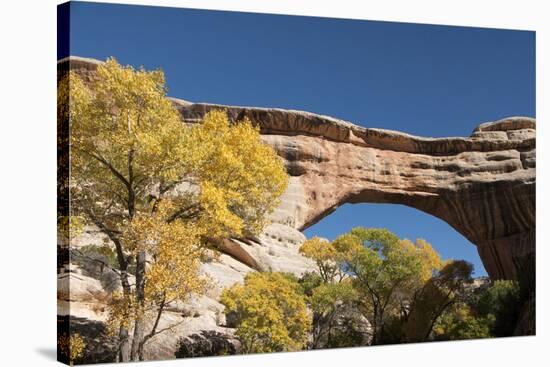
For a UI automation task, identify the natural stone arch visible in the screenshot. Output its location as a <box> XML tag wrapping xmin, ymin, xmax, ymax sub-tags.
<box><xmin>63</xmin><ymin>56</ymin><xmax>535</xmax><ymax>281</ymax></box>
<box><xmin>176</xmin><ymin>102</ymin><xmax>535</xmax><ymax>281</ymax></box>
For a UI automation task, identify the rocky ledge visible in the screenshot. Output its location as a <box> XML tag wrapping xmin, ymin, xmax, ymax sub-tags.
<box><xmin>58</xmin><ymin>57</ymin><xmax>536</xmax><ymax>360</ymax></box>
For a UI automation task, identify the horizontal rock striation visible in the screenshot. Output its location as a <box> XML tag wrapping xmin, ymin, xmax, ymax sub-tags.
<box><xmin>171</xmin><ymin>104</ymin><xmax>535</xmax><ymax>283</ymax></box>
<box><xmin>61</xmin><ymin>55</ymin><xmax>535</xmax><ymax>281</ymax></box>
<box><xmin>59</xmin><ymin>57</ymin><xmax>536</xmax><ymax>352</ymax></box>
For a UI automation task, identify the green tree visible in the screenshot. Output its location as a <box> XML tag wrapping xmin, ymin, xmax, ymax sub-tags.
<box><xmin>299</xmin><ymin>238</ymin><xmax>360</xmax><ymax>348</ymax></box>
<box><xmin>62</xmin><ymin>58</ymin><xmax>288</xmax><ymax>361</ymax></box>
<box><xmin>400</xmin><ymin>260</ymin><xmax>474</xmax><ymax>342</ymax></box>
<box><xmin>433</xmin><ymin>304</ymin><xmax>493</xmax><ymax>341</ymax></box>
<box><xmin>297</xmin><ymin>271</ymin><xmax>323</xmax><ymax>297</ymax></box>
<box><xmin>309</xmin><ymin>281</ymin><xmax>358</xmax><ymax>348</ymax></box>
<box><xmin>220</xmin><ymin>272</ymin><xmax>311</xmax><ymax>353</ymax></box>
<box><xmin>474</xmin><ymin>280</ymin><xmax>520</xmax><ymax>336</ymax></box>
<box><xmin>433</xmin><ymin>278</ymin><xmax>520</xmax><ymax>341</ymax></box>
<box><xmin>332</xmin><ymin>228</ymin><xmax>442</xmax><ymax>345</ymax></box>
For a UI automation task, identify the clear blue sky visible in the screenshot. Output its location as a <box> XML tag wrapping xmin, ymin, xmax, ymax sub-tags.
<box><xmin>63</xmin><ymin>2</ymin><xmax>535</xmax><ymax>276</ymax></box>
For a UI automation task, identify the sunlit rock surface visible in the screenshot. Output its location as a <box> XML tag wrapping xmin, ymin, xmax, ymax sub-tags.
<box><xmin>175</xmin><ymin>100</ymin><xmax>535</xmax><ymax>282</ymax></box>
<box><xmin>58</xmin><ymin>57</ymin><xmax>536</xmax><ymax>361</ymax></box>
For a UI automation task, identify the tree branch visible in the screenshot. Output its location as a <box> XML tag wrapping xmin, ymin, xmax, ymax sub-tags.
<box><xmin>166</xmin><ymin>203</ymin><xmax>200</xmax><ymax>223</ymax></box>
<box><xmin>143</xmin><ymin>296</ymin><xmax>166</xmax><ymax>343</ymax></box>
<box><xmin>85</xmin><ymin>209</ymin><xmax>129</xmax><ymax>280</ymax></box>
<box><xmin>81</xmin><ymin>149</ymin><xmax>131</xmax><ymax>189</ymax></box>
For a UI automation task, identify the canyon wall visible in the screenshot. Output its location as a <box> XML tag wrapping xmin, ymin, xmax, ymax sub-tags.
<box><xmin>58</xmin><ymin>58</ymin><xmax>536</xmax><ymax>360</ymax></box>
<box><xmin>61</xmin><ymin>56</ymin><xmax>536</xmax><ymax>280</ymax></box>
<box><xmin>174</xmin><ymin>100</ymin><xmax>536</xmax><ymax>282</ymax></box>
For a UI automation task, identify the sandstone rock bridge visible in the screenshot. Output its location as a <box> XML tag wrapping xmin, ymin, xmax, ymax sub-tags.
<box><xmin>177</xmin><ymin>102</ymin><xmax>536</xmax><ymax>281</ymax></box>
<box><xmin>65</xmin><ymin>57</ymin><xmax>536</xmax><ymax>282</ymax></box>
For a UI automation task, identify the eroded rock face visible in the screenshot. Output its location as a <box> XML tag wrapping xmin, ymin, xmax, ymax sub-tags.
<box><xmin>61</xmin><ymin>56</ymin><xmax>536</xmax><ymax>280</ymax></box>
<box><xmin>58</xmin><ymin>223</ymin><xmax>314</xmax><ymax>361</ymax></box>
<box><xmin>58</xmin><ymin>57</ymin><xmax>536</xmax><ymax>358</ymax></box>
<box><xmin>175</xmin><ymin>102</ymin><xmax>535</xmax><ymax>282</ymax></box>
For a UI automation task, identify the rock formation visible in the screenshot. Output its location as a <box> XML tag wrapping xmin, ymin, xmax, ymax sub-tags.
<box><xmin>58</xmin><ymin>222</ymin><xmax>315</xmax><ymax>361</ymax></box>
<box><xmin>58</xmin><ymin>57</ymin><xmax>536</xmax><ymax>360</ymax></box>
<box><xmin>173</xmin><ymin>100</ymin><xmax>535</xmax><ymax>282</ymax></box>
<box><xmin>61</xmin><ymin>56</ymin><xmax>535</xmax><ymax>281</ymax></box>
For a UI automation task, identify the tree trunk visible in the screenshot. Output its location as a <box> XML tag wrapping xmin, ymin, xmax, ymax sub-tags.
<box><xmin>371</xmin><ymin>305</ymin><xmax>382</xmax><ymax>345</ymax></box>
<box><xmin>114</xmin><ymin>244</ymin><xmax>132</xmax><ymax>362</ymax></box>
<box><xmin>312</xmin><ymin>313</ymin><xmax>322</xmax><ymax>349</ymax></box>
<box><xmin>130</xmin><ymin>318</ymin><xmax>144</xmax><ymax>361</ymax></box>
<box><xmin>138</xmin><ymin>339</ymin><xmax>147</xmax><ymax>361</ymax></box>
<box><xmin>118</xmin><ymin>326</ymin><xmax>131</xmax><ymax>362</ymax></box>
<box><xmin>130</xmin><ymin>251</ymin><xmax>146</xmax><ymax>361</ymax></box>
<box><xmin>117</xmin><ymin>268</ymin><xmax>132</xmax><ymax>362</ymax></box>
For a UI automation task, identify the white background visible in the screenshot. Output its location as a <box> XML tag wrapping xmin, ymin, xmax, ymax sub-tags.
<box><xmin>0</xmin><ymin>0</ymin><xmax>547</xmax><ymax>365</ymax></box>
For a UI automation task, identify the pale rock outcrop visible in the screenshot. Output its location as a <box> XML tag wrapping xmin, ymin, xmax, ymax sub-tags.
<box><xmin>58</xmin><ymin>57</ymin><xmax>536</xmax><ymax>360</ymax></box>
<box><xmin>58</xmin><ymin>222</ymin><xmax>313</xmax><ymax>361</ymax></box>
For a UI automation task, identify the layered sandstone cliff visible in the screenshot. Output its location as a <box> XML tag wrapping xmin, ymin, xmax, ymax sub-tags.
<box><xmin>58</xmin><ymin>57</ymin><xmax>536</xmax><ymax>360</ymax></box>
<box><xmin>172</xmin><ymin>101</ymin><xmax>535</xmax><ymax>282</ymax></box>
<box><xmin>60</xmin><ymin>56</ymin><xmax>536</xmax><ymax>280</ymax></box>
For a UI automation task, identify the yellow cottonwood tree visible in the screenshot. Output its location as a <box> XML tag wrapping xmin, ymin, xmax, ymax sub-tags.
<box><xmin>220</xmin><ymin>272</ymin><xmax>311</xmax><ymax>353</ymax></box>
<box><xmin>62</xmin><ymin>58</ymin><xmax>288</xmax><ymax>362</ymax></box>
<box><xmin>329</xmin><ymin>228</ymin><xmax>443</xmax><ymax>345</ymax></box>
<box><xmin>299</xmin><ymin>237</ymin><xmax>343</xmax><ymax>283</ymax></box>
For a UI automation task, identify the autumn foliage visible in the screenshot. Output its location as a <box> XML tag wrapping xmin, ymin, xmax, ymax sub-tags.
<box><xmin>60</xmin><ymin>58</ymin><xmax>288</xmax><ymax>361</ymax></box>
<box><xmin>299</xmin><ymin>227</ymin><xmax>462</xmax><ymax>345</ymax></box>
<box><xmin>58</xmin><ymin>333</ymin><xmax>86</xmax><ymax>365</ymax></box>
<box><xmin>220</xmin><ymin>272</ymin><xmax>311</xmax><ymax>353</ymax></box>
<box><xmin>58</xmin><ymin>56</ymin><xmax>518</xmax><ymax>361</ymax></box>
